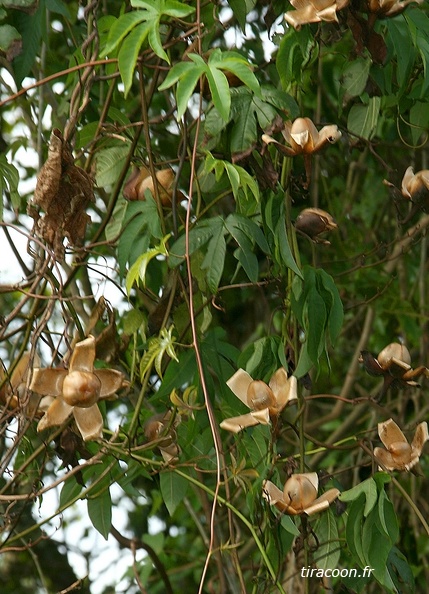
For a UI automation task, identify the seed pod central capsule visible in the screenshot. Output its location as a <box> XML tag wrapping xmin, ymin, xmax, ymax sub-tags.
<box><xmin>63</xmin><ymin>370</ymin><xmax>101</xmax><ymax>407</ymax></box>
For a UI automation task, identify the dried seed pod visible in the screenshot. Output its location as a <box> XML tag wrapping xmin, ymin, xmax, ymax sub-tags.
<box><xmin>295</xmin><ymin>208</ymin><xmax>337</xmax><ymax>243</ymax></box>
<box><xmin>247</xmin><ymin>380</ymin><xmax>276</xmax><ymax>411</ymax></box>
<box><xmin>62</xmin><ymin>370</ymin><xmax>101</xmax><ymax>408</ymax></box>
<box><xmin>377</xmin><ymin>342</ymin><xmax>411</xmax><ymax>370</ymax></box>
<box><xmin>283</xmin><ymin>473</ymin><xmax>318</xmax><ymax>512</ymax></box>
<box><xmin>123</xmin><ymin>166</ymin><xmax>181</xmax><ymax>206</ymax></box>
<box><xmin>401</xmin><ymin>167</ymin><xmax>429</xmax><ymax>211</ymax></box>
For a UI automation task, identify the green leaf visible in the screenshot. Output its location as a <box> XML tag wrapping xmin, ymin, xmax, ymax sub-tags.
<box><xmin>205</xmin><ymin>64</ymin><xmax>230</xmax><ymax>122</ymax></box>
<box><xmin>306</xmin><ymin>287</ymin><xmax>327</xmax><ymax>365</ymax></box>
<box><xmin>211</xmin><ymin>51</ymin><xmax>261</xmax><ymax>97</ymax></box>
<box><xmin>59</xmin><ymin>478</ymin><xmax>83</xmax><ymax>509</ymax></box>
<box><xmin>87</xmin><ymin>487</ymin><xmax>112</xmax><ymax>540</ymax></box>
<box><xmin>95</xmin><ymin>145</ymin><xmax>130</xmax><ymax>187</ymax></box>
<box><xmin>345</xmin><ymin>494</ymin><xmax>367</xmax><ymax>567</ymax></box>
<box><xmin>317</xmin><ymin>270</ymin><xmax>344</xmax><ymax>344</ymax></box>
<box><xmin>126</xmin><ymin>234</ymin><xmax>170</xmax><ymax>293</ymax></box>
<box><xmin>0</xmin><ymin>155</ymin><xmax>20</xmax><ymax>214</ymax></box>
<box><xmin>341</xmin><ymin>58</ymin><xmax>371</xmax><ymax>98</ymax></box>
<box><xmin>227</xmin><ymin>0</ymin><xmax>256</xmax><ymax>31</ymax></box>
<box><xmin>103</xmin><ymin>11</ymin><xmax>149</xmax><ymax>55</ymax></box>
<box><xmin>174</xmin><ymin>63</ymin><xmax>206</xmax><ymax>120</ymax></box>
<box><xmin>169</xmin><ymin>219</ymin><xmax>219</xmax><ymax>268</ymax></box>
<box><xmin>314</xmin><ymin>508</ymin><xmax>340</xmax><ymax>571</ymax></box>
<box><xmin>0</xmin><ymin>24</ymin><xmax>21</xmax><ymax>59</ymax></box>
<box><xmin>339</xmin><ymin>477</ymin><xmax>377</xmax><ymax>517</ymax></box>
<box><xmin>160</xmin><ymin>470</ymin><xmax>189</xmax><ymax>516</ymax></box>
<box><xmin>118</xmin><ymin>21</ymin><xmax>151</xmax><ymax>96</ymax></box>
<box><xmin>275</xmin><ymin>216</ymin><xmax>302</xmax><ymax>278</ymax></box>
<box><xmin>347</xmin><ymin>97</ymin><xmax>381</xmax><ymax>140</ymax></box>
<box><xmin>133</xmin><ymin>0</ymin><xmax>195</xmax><ymax>19</ymax></box>
<box><xmin>202</xmin><ymin>219</ymin><xmax>226</xmax><ymax>293</ymax></box>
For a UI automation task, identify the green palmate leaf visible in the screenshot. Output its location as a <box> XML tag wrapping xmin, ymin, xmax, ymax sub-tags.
<box><xmin>132</xmin><ymin>0</ymin><xmax>195</xmax><ymax>19</ymax></box>
<box><xmin>140</xmin><ymin>325</ymin><xmax>179</xmax><ymax>379</ymax></box>
<box><xmin>347</xmin><ymin>97</ymin><xmax>381</xmax><ymax>141</ymax></box>
<box><xmin>118</xmin><ymin>21</ymin><xmax>151</xmax><ymax>95</ymax></box>
<box><xmin>126</xmin><ymin>234</ymin><xmax>170</xmax><ymax>293</ymax></box>
<box><xmin>225</xmin><ymin>213</ymin><xmax>269</xmax><ymax>254</ymax></box>
<box><xmin>205</xmin><ymin>65</ymin><xmax>230</xmax><ymax>121</ymax></box>
<box><xmin>276</xmin><ymin>26</ymin><xmax>318</xmax><ymax>90</ymax></box>
<box><xmin>234</xmin><ymin>246</ymin><xmax>258</xmax><ymax>282</ymax></box>
<box><xmin>103</xmin><ymin>11</ymin><xmax>149</xmax><ymax>55</ymax></box>
<box><xmin>104</xmin><ymin>0</ymin><xmax>195</xmax><ymax>96</ymax></box>
<box><xmin>204</xmin><ymin>153</ymin><xmax>259</xmax><ymax>202</ymax></box>
<box><xmin>314</xmin><ymin>508</ymin><xmax>340</xmax><ymax>571</ymax></box>
<box><xmin>160</xmin><ymin>470</ymin><xmax>189</xmax><ymax>516</ymax></box>
<box><xmin>87</xmin><ymin>487</ymin><xmax>112</xmax><ymax>540</ymax></box>
<box><xmin>208</xmin><ymin>50</ymin><xmax>261</xmax><ymax>97</ymax></box>
<box><xmin>174</xmin><ymin>63</ymin><xmax>206</xmax><ymax>120</ymax></box>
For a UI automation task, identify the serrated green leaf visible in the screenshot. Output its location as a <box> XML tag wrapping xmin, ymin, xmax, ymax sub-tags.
<box><xmin>87</xmin><ymin>488</ymin><xmax>112</xmax><ymax>539</ymax></box>
<box><xmin>160</xmin><ymin>470</ymin><xmax>189</xmax><ymax>515</ymax></box>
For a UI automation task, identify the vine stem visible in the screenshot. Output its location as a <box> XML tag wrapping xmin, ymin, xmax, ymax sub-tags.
<box><xmin>183</xmin><ymin>5</ymin><xmax>225</xmax><ymax>592</ymax></box>
<box><xmin>174</xmin><ymin>469</ymin><xmax>287</xmax><ymax>594</ymax></box>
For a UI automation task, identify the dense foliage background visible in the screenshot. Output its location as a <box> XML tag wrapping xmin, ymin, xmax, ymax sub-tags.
<box><xmin>1</xmin><ymin>0</ymin><xmax>429</xmax><ymax>592</ymax></box>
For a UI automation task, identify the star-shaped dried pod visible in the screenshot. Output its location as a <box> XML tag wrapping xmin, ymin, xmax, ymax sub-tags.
<box><xmin>401</xmin><ymin>167</ymin><xmax>429</xmax><ymax>211</ymax></box>
<box><xmin>0</xmin><ymin>352</ymin><xmax>50</xmax><ymax>417</ymax></box>
<box><xmin>123</xmin><ymin>165</ymin><xmax>183</xmax><ymax>207</ymax></box>
<box><xmin>220</xmin><ymin>367</ymin><xmax>297</xmax><ymax>433</ymax></box>
<box><xmin>295</xmin><ymin>207</ymin><xmax>338</xmax><ymax>244</ymax></box>
<box><xmin>374</xmin><ymin>418</ymin><xmax>428</xmax><ymax>471</ymax></box>
<box><xmin>262</xmin><ymin>117</ymin><xmax>341</xmax><ymax>187</ymax></box>
<box><xmin>263</xmin><ymin>472</ymin><xmax>340</xmax><ymax>515</ymax></box>
<box><xmin>284</xmin><ymin>0</ymin><xmax>350</xmax><ymax>28</ymax></box>
<box><xmin>360</xmin><ymin>342</ymin><xmax>429</xmax><ymax>398</ymax></box>
<box><xmin>367</xmin><ymin>0</ymin><xmax>423</xmax><ymax>17</ymax></box>
<box><xmin>144</xmin><ymin>411</ymin><xmax>179</xmax><ymax>462</ymax></box>
<box><xmin>31</xmin><ymin>335</ymin><xmax>125</xmax><ymax>441</ymax></box>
